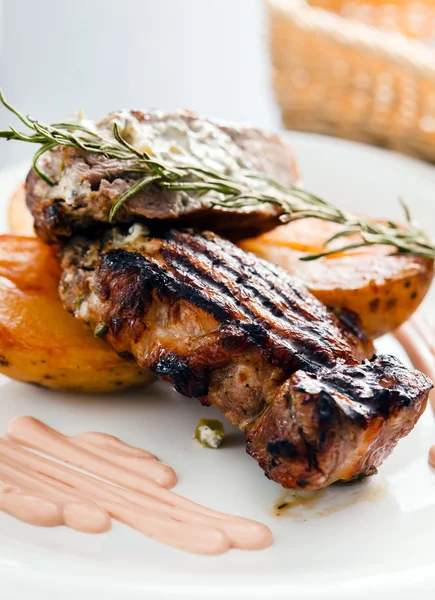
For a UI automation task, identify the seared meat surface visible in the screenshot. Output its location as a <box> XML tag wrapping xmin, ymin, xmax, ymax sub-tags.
<box><xmin>58</xmin><ymin>226</ymin><xmax>432</xmax><ymax>489</ymax></box>
<box><xmin>26</xmin><ymin>110</ymin><xmax>299</xmax><ymax>244</ymax></box>
<box><xmin>247</xmin><ymin>357</ymin><xmax>429</xmax><ymax>488</ymax></box>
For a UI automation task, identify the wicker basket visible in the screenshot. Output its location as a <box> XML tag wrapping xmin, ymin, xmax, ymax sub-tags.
<box><xmin>267</xmin><ymin>0</ymin><xmax>435</xmax><ymax>161</ymax></box>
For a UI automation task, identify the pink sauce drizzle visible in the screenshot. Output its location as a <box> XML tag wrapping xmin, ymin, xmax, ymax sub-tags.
<box><xmin>393</xmin><ymin>315</ymin><xmax>435</xmax><ymax>467</ymax></box>
<box><xmin>394</xmin><ymin>317</ymin><xmax>435</xmax><ymax>408</ymax></box>
<box><xmin>0</xmin><ymin>417</ymin><xmax>272</xmax><ymax>554</ymax></box>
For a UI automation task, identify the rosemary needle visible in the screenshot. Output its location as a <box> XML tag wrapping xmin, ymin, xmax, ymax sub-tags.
<box><xmin>0</xmin><ymin>89</ymin><xmax>434</xmax><ymax>261</ymax></box>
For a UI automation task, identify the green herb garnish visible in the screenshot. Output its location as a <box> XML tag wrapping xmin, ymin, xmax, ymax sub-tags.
<box><xmin>194</xmin><ymin>419</ymin><xmax>225</xmax><ymax>449</ymax></box>
<box><xmin>1</xmin><ymin>89</ymin><xmax>434</xmax><ymax>261</ymax></box>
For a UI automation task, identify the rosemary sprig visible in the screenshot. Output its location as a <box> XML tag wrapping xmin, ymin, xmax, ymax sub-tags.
<box><xmin>1</xmin><ymin>89</ymin><xmax>434</xmax><ymax>261</ymax></box>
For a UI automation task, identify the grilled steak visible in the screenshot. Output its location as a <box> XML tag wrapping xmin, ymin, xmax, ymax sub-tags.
<box><xmin>58</xmin><ymin>226</ymin><xmax>432</xmax><ymax>489</ymax></box>
<box><xmin>247</xmin><ymin>357</ymin><xmax>429</xmax><ymax>488</ymax></box>
<box><xmin>26</xmin><ymin>110</ymin><xmax>299</xmax><ymax>244</ymax></box>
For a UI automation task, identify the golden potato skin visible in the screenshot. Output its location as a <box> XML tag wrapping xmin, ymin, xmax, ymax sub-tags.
<box><xmin>239</xmin><ymin>219</ymin><xmax>434</xmax><ymax>339</ymax></box>
<box><xmin>8</xmin><ymin>184</ymin><xmax>35</xmax><ymax>236</ymax></box>
<box><xmin>0</xmin><ymin>235</ymin><xmax>153</xmax><ymax>391</ymax></box>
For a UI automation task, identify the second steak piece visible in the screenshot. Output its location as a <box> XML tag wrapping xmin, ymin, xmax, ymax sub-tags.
<box><xmin>58</xmin><ymin>226</ymin><xmax>432</xmax><ymax>489</ymax></box>
<box><xmin>26</xmin><ymin>109</ymin><xmax>299</xmax><ymax>243</ymax></box>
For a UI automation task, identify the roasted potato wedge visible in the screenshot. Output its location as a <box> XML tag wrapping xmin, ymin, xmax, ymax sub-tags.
<box><xmin>0</xmin><ymin>235</ymin><xmax>153</xmax><ymax>391</ymax></box>
<box><xmin>8</xmin><ymin>183</ymin><xmax>34</xmax><ymax>236</ymax></box>
<box><xmin>239</xmin><ymin>219</ymin><xmax>434</xmax><ymax>339</ymax></box>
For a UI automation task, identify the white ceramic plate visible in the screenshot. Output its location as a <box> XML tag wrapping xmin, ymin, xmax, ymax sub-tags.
<box><xmin>1</xmin><ymin>135</ymin><xmax>435</xmax><ymax>600</ymax></box>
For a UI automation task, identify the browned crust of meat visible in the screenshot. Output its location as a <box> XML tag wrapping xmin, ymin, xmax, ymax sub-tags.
<box><xmin>59</xmin><ymin>227</ymin><xmax>370</xmax><ymax>375</ymax></box>
<box><xmin>58</xmin><ymin>228</ymin><xmax>432</xmax><ymax>489</ymax></box>
<box><xmin>246</xmin><ymin>357</ymin><xmax>430</xmax><ymax>488</ymax></box>
<box><xmin>26</xmin><ymin>110</ymin><xmax>299</xmax><ymax>244</ymax></box>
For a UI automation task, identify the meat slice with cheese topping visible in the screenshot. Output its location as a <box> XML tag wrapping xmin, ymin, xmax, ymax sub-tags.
<box><xmin>26</xmin><ymin>109</ymin><xmax>299</xmax><ymax>243</ymax></box>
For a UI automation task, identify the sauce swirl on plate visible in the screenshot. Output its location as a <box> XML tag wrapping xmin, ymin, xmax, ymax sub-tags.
<box><xmin>394</xmin><ymin>316</ymin><xmax>435</xmax><ymax>409</ymax></box>
<box><xmin>394</xmin><ymin>315</ymin><xmax>435</xmax><ymax>467</ymax></box>
<box><xmin>0</xmin><ymin>417</ymin><xmax>272</xmax><ymax>555</ymax></box>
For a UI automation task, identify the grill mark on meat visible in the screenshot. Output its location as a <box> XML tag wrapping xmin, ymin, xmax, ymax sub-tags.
<box><xmin>58</xmin><ymin>228</ymin><xmax>433</xmax><ymax>489</ymax></box>
<box><xmin>101</xmin><ymin>248</ymin><xmax>307</xmax><ymax>375</ymax></box>
<box><xmin>175</xmin><ymin>231</ymin><xmax>352</xmax><ymax>362</ymax></box>
<box><xmin>161</xmin><ymin>233</ymin><xmax>343</xmax><ymax>369</ymax></box>
<box><xmin>192</xmin><ymin>231</ymin><xmax>360</xmax><ymax>346</ymax></box>
<box><xmin>212</xmin><ymin>237</ymin><xmax>368</xmax><ymax>349</ymax></box>
<box><xmin>300</xmin><ymin>357</ymin><xmax>417</xmax><ymax>419</ymax></box>
<box><xmin>161</xmin><ymin>231</ymin><xmax>370</xmax><ymax>370</ymax></box>
<box><xmin>175</xmin><ymin>231</ymin><xmax>310</xmax><ymax>319</ymax></box>
<box><xmin>161</xmin><ymin>245</ymin><xmax>299</xmax><ymax>343</ymax></box>
<box><xmin>160</xmin><ymin>251</ymin><xmax>307</xmax><ymax>371</ymax></box>
<box><xmin>99</xmin><ymin>249</ymin><xmax>234</xmax><ymax>322</ymax></box>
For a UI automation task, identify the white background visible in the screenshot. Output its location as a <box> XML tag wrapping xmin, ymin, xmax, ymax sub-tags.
<box><xmin>0</xmin><ymin>0</ymin><xmax>280</xmax><ymax>167</ymax></box>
